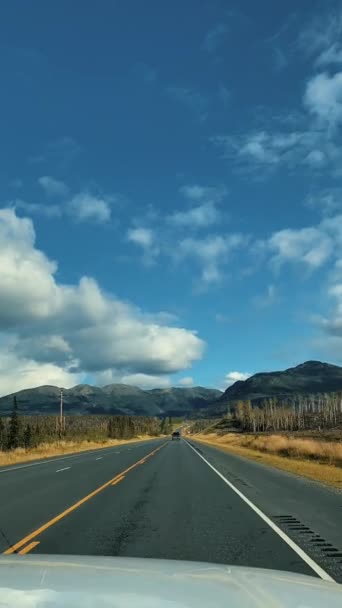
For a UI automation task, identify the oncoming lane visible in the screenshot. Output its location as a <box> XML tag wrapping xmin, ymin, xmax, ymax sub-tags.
<box><xmin>0</xmin><ymin>438</ymin><xmax>165</xmax><ymax>554</ymax></box>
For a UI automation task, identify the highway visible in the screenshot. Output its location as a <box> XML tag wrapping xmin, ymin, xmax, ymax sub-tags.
<box><xmin>0</xmin><ymin>437</ymin><xmax>341</xmax><ymax>582</ymax></box>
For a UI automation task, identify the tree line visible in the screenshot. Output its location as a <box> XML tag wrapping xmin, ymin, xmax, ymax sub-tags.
<box><xmin>232</xmin><ymin>393</ymin><xmax>342</xmax><ymax>433</ymax></box>
<box><xmin>0</xmin><ymin>397</ymin><xmax>174</xmax><ymax>451</ymax></box>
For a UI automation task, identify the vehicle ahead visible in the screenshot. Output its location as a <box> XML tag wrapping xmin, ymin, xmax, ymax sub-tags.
<box><xmin>0</xmin><ymin>555</ymin><xmax>341</xmax><ymax>607</ymax></box>
<box><xmin>171</xmin><ymin>430</ymin><xmax>181</xmax><ymax>440</ymax></box>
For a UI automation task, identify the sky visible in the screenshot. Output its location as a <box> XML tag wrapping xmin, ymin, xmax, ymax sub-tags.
<box><xmin>2</xmin><ymin>0</ymin><xmax>342</xmax><ymax>395</ymax></box>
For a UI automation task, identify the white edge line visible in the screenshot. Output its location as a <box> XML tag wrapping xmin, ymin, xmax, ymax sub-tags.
<box><xmin>55</xmin><ymin>467</ymin><xmax>71</xmax><ymax>473</ymax></box>
<box><xmin>95</xmin><ymin>457</ymin><xmax>103</xmax><ymax>460</ymax></box>
<box><xmin>184</xmin><ymin>440</ymin><xmax>335</xmax><ymax>583</ymax></box>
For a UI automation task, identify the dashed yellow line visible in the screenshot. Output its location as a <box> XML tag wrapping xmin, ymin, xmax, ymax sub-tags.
<box><xmin>3</xmin><ymin>443</ymin><xmax>166</xmax><ymax>555</ymax></box>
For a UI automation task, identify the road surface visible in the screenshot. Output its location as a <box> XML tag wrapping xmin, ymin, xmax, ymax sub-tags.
<box><xmin>0</xmin><ymin>437</ymin><xmax>341</xmax><ymax>582</ymax></box>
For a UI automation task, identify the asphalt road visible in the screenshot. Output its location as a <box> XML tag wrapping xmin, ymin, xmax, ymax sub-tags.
<box><xmin>0</xmin><ymin>437</ymin><xmax>341</xmax><ymax>582</ymax></box>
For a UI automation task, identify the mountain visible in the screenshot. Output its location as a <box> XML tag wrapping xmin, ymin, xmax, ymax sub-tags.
<box><xmin>218</xmin><ymin>361</ymin><xmax>342</xmax><ymax>405</ymax></box>
<box><xmin>0</xmin><ymin>384</ymin><xmax>222</xmax><ymax>417</ymax></box>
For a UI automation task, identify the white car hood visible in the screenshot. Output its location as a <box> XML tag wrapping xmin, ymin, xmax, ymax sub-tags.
<box><xmin>0</xmin><ymin>555</ymin><xmax>341</xmax><ymax>607</ymax></box>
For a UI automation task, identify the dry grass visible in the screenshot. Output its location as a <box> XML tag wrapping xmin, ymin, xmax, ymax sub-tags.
<box><xmin>0</xmin><ymin>435</ymin><xmax>157</xmax><ymax>467</ymax></box>
<box><xmin>195</xmin><ymin>432</ymin><xmax>342</xmax><ymax>489</ymax></box>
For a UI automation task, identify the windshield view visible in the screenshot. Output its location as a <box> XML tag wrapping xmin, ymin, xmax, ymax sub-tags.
<box><xmin>0</xmin><ymin>1</ymin><xmax>342</xmax><ymax>605</ymax></box>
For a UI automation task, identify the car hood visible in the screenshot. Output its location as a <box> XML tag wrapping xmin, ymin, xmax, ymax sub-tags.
<box><xmin>0</xmin><ymin>555</ymin><xmax>341</xmax><ymax>607</ymax></box>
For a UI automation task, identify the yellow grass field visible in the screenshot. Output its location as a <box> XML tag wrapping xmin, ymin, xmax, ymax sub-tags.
<box><xmin>194</xmin><ymin>432</ymin><xmax>342</xmax><ymax>489</ymax></box>
<box><xmin>0</xmin><ymin>435</ymin><xmax>158</xmax><ymax>467</ymax></box>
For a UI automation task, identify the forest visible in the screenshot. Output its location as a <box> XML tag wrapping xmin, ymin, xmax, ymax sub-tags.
<box><xmin>232</xmin><ymin>393</ymin><xmax>342</xmax><ymax>432</ymax></box>
<box><xmin>0</xmin><ymin>397</ymin><xmax>173</xmax><ymax>451</ymax></box>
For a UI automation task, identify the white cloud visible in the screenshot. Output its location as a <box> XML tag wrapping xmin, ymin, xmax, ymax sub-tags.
<box><xmin>0</xmin><ymin>350</ymin><xmax>83</xmax><ymax>396</ymax></box>
<box><xmin>203</xmin><ymin>23</ymin><xmax>229</xmax><ymax>53</ymax></box>
<box><xmin>38</xmin><ymin>176</ymin><xmax>68</xmax><ymax>197</ymax></box>
<box><xmin>223</xmin><ymin>371</ymin><xmax>251</xmax><ymax>388</ymax></box>
<box><xmin>15</xmin><ymin>199</ymin><xmax>62</xmax><ymax>218</ymax></box>
<box><xmin>179</xmin><ymin>184</ymin><xmax>226</xmax><ymax>202</ymax></box>
<box><xmin>168</xmin><ymin>201</ymin><xmax>219</xmax><ymax>228</ymax></box>
<box><xmin>177</xmin><ymin>233</ymin><xmax>245</xmax><ymax>286</ymax></box>
<box><xmin>298</xmin><ymin>11</ymin><xmax>342</xmax><ymax>66</ymax></box>
<box><xmin>127</xmin><ymin>227</ymin><xmax>159</xmax><ymax>264</ymax></box>
<box><xmin>68</xmin><ymin>193</ymin><xmax>111</xmax><ymax>223</ymax></box>
<box><xmin>213</xmin><ymin>128</ymin><xmax>342</xmax><ymax>176</ymax></box>
<box><xmin>304</xmin><ymin>149</ymin><xmax>326</xmax><ymax>168</ymax></box>
<box><xmin>168</xmin><ymin>184</ymin><xmax>225</xmax><ymax>229</ymax></box>
<box><xmin>121</xmin><ymin>373</ymin><xmax>171</xmax><ymax>389</ymax></box>
<box><xmin>317</xmin><ymin>43</ymin><xmax>342</xmax><ymax>66</ymax></box>
<box><xmin>214</xmin><ymin>130</ymin><xmax>312</xmax><ymax>168</ymax></box>
<box><xmin>268</xmin><ymin>226</ymin><xmax>333</xmax><ymax>269</ymax></box>
<box><xmin>306</xmin><ymin>188</ymin><xmax>342</xmax><ymax>215</ymax></box>
<box><xmin>178</xmin><ymin>376</ymin><xmax>194</xmax><ymax>386</ymax></box>
<box><xmin>127</xmin><ymin>227</ymin><xmax>154</xmax><ymax>248</ymax></box>
<box><xmin>304</xmin><ymin>71</ymin><xmax>342</xmax><ymax>128</ymax></box>
<box><xmin>0</xmin><ymin>209</ymin><xmax>205</xmax><ymax>396</ymax></box>
<box><xmin>95</xmin><ymin>370</ymin><xmax>171</xmax><ymax>389</ymax></box>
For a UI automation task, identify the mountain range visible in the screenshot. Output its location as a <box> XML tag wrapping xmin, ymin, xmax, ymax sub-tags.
<box><xmin>1</xmin><ymin>361</ymin><xmax>342</xmax><ymax>418</ymax></box>
<box><xmin>0</xmin><ymin>384</ymin><xmax>222</xmax><ymax>417</ymax></box>
<box><xmin>218</xmin><ymin>361</ymin><xmax>342</xmax><ymax>405</ymax></box>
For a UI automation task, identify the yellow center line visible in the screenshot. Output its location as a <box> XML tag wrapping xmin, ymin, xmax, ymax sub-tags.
<box><xmin>111</xmin><ymin>474</ymin><xmax>125</xmax><ymax>486</ymax></box>
<box><xmin>3</xmin><ymin>442</ymin><xmax>166</xmax><ymax>555</ymax></box>
<box><xmin>18</xmin><ymin>541</ymin><xmax>40</xmax><ymax>555</ymax></box>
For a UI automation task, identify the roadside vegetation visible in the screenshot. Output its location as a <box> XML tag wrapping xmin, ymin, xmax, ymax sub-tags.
<box><xmin>0</xmin><ymin>396</ymin><xmax>174</xmax><ymax>466</ymax></box>
<box><xmin>233</xmin><ymin>394</ymin><xmax>342</xmax><ymax>433</ymax></box>
<box><xmin>194</xmin><ymin>432</ymin><xmax>342</xmax><ymax>488</ymax></box>
<box><xmin>189</xmin><ymin>395</ymin><xmax>342</xmax><ymax>488</ymax></box>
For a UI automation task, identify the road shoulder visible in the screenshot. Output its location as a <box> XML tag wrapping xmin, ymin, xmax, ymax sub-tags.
<box><xmin>193</xmin><ymin>434</ymin><xmax>342</xmax><ymax>489</ymax></box>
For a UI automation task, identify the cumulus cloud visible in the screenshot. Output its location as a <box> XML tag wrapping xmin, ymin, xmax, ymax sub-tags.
<box><xmin>95</xmin><ymin>370</ymin><xmax>171</xmax><ymax>389</ymax></box>
<box><xmin>127</xmin><ymin>227</ymin><xmax>154</xmax><ymax>248</ymax></box>
<box><xmin>168</xmin><ymin>201</ymin><xmax>219</xmax><ymax>228</ymax></box>
<box><xmin>304</xmin><ymin>71</ymin><xmax>342</xmax><ymax>129</ymax></box>
<box><xmin>121</xmin><ymin>373</ymin><xmax>171</xmax><ymax>389</ymax></box>
<box><xmin>68</xmin><ymin>193</ymin><xmax>112</xmax><ymax>223</ymax></box>
<box><xmin>0</xmin><ymin>209</ymin><xmax>205</xmax><ymax>396</ymax></box>
<box><xmin>223</xmin><ymin>371</ymin><xmax>251</xmax><ymax>388</ymax></box>
<box><xmin>179</xmin><ymin>184</ymin><xmax>226</xmax><ymax>202</ymax></box>
<box><xmin>268</xmin><ymin>226</ymin><xmax>333</xmax><ymax>269</ymax></box>
<box><xmin>167</xmin><ymin>184</ymin><xmax>225</xmax><ymax>229</ymax></box>
<box><xmin>211</xmin><ymin>28</ymin><xmax>342</xmax><ymax>177</ymax></box>
<box><xmin>0</xmin><ymin>351</ymin><xmax>82</xmax><ymax>396</ymax></box>
<box><xmin>177</xmin><ymin>233</ymin><xmax>245</xmax><ymax>287</ymax></box>
<box><xmin>38</xmin><ymin>176</ymin><xmax>68</xmax><ymax>197</ymax></box>
<box><xmin>127</xmin><ymin>226</ymin><xmax>159</xmax><ymax>264</ymax></box>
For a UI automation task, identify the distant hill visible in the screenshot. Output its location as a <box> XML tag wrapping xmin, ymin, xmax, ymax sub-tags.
<box><xmin>218</xmin><ymin>361</ymin><xmax>342</xmax><ymax>405</ymax></box>
<box><xmin>0</xmin><ymin>384</ymin><xmax>223</xmax><ymax>417</ymax></box>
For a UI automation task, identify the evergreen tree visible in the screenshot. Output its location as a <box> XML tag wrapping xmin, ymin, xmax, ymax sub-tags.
<box><xmin>23</xmin><ymin>423</ymin><xmax>32</xmax><ymax>449</ymax></box>
<box><xmin>7</xmin><ymin>396</ymin><xmax>20</xmax><ymax>450</ymax></box>
<box><xmin>0</xmin><ymin>417</ymin><xmax>5</xmax><ymax>450</ymax></box>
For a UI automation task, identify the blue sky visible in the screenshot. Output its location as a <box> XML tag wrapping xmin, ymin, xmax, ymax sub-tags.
<box><xmin>2</xmin><ymin>0</ymin><xmax>342</xmax><ymax>394</ymax></box>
